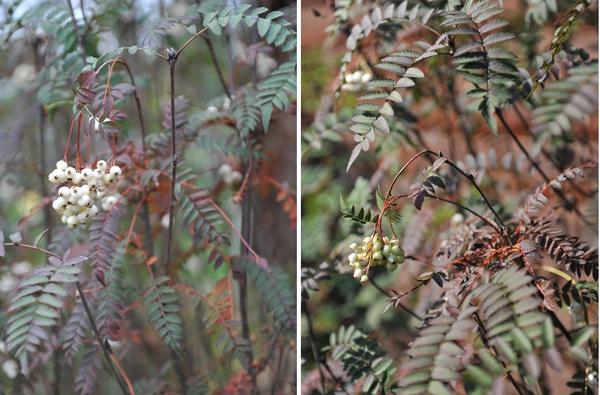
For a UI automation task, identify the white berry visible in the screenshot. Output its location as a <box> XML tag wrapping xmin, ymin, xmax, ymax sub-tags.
<box><xmin>67</xmin><ymin>216</ymin><xmax>78</xmax><ymax>228</ymax></box>
<box><xmin>48</xmin><ymin>171</ymin><xmax>60</xmax><ymax>183</ymax></box>
<box><xmin>64</xmin><ymin>167</ymin><xmax>76</xmax><ymax>179</ymax></box>
<box><xmin>109</xmin><ymin>166</ymin><xmax>121</xmax><ymax>177</ymax></box>
<box><xmin>71</xmin><ymin>187</ymin><xmax>81</xmax><ymax>199</ymax></box>
<box><xmin>78</xmin><ymin>195</ymin><xmax>91</xmax><ymax>207</ymax></box>
<box><xmin>96</xmin><ymin>160</ymin><xmax>107</xmax><ymax>170</ymax></box>
<box><xmin>56</xmin><ymin>160</ymin><xmax>68</xmax><ymax>171</ymax></box>
<box><xmin>72</xmin><ymin>173</ymin><xmax>82</xmax><ymax>185</ymax></box>
<box><xmin>81</xmin><ymin>168</ymin><xmax>93</xmax><ymax>180</ymax></box>
<box><xmin>58</xmin><ymin>186</ymin><xmax>70</xmax><ymax>198</ymax></box>
<box><xmin>77</xmin><ymin>212</ymin><xmax>89</xmax><ymax>223</ymax></box>
<box><xmin>52</xmin><ymin>197</ymin><xmax>67</xmax><ymax>211</ymax></box>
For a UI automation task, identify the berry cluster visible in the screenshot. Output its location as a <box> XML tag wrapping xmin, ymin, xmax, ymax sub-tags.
<box><xmin>348</xmin><ymin>234</ymin><xmax>405</xmax><ymax>283</ymax></box>
<box><xmin>49</xmin><ymin>160</ymin><xmax>122</xmax><ymax>228</ymax></box>
<box><xmin>341</xmin><ymin>70</ymin><xmax>372</xmax><ymax>92</ymax></box>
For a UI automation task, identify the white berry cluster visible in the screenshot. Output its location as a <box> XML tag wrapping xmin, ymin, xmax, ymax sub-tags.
<box><xmin>348</xmin><ymin>234</ymin><xmax>405</xmax><ymax>283</ymax></box>
<box><xmin>49</xmin><ymin>160</ymin><xmax>122</xmax><ymax>228</ymax></box>
<box><xmin>341</xmin><ymin>70</ymin><xmax>372</xmax><ymax>92</ymax></box>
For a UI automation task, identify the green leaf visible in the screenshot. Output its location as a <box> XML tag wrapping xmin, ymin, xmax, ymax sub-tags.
<box><xmin>257</xmin><ymin>17</ymin><xmax>271</xmax><ymax>37</ymax></box>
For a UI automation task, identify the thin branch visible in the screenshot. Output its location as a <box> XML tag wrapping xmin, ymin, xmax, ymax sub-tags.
<box><xmin>3</xmin><ymin>242</ymin><xmax>133</xmax><ymax>394</ymax></box>
<box><xmin>203</xmin><ymin>36</ymin><xmax>232</xmax><ymax>99</ymax></box>
<box><xmin>162</xmin><ymin>51</ymin><xmax>188</xmax><ymax>394</ymax></box>
<box><xmin>79</xmin><ymin>0</ymin><xmax>87</xmax><ymax>26</ymax></box>
<box><xmin>3</xmin><ymin>242</ymin><xmax>60</xmax><ymax>258</ymax></box>
<box><xmin>496</xmin><ymin>109</ymin><xmax>589</xmax><ymax>222</ymax></box>
<box><xmin>442</xmin><ymin>158</ymin><xmax>506</xmax><ymax>230</ymax></box>
<box><xmin>65</xmin><ymin>0</ymin><xmax>87</xmax><ymax>62</ymax></box>
<box><xmin>76</xmin><ymin>282</ymin><xmax>133</xmax><ymax>395</ymax></box>
<box><xmin>473</xmin><ymin>311</ymin><xmax>527</xmax><ymax>395</ymax></box>
<box><xmin>302</xmin><ymin>300</ymin><xmax>327</xmax><ymax>392</ymax></box>
<box><xmin>174</xmin><ymin>27</ymin><xmax>209</xmax><ymax>60</ymax></box>
<box><xmin>238</xmin><ymin>150</ymin><xmax>257</xmax><ymax>392</ymax></box>
<box><xmin>164</xmin><ymin>57</ymin><xmax>177</xmax><ymax>277</ymax></box>
<box><xmin>496</xmin><ymin>109</ymin><xmax>550</xmax><ymax>182</ymax></box>
<box><xmin>430</xmin><ymin>196</ymin><xmax>503</xmax><ymax>236</ymax></box>
<box><xmin>270</xmin><ymin>344</ymin><xmax>286</xmax><ymax>395</ymax></box>
<box><xmin>33</xmin><ymin>39</ymin><xmax>53</xmax><ymax>250</ymax></box>
<box><xmin>369</xmin><ymin>278</ymin><xmax>422</xmax><ymax>321</ymax></box>
<box><xmin>385</xmin><ymin>149</ymin><xmax>506</xmax><ymax>234</ymax></box>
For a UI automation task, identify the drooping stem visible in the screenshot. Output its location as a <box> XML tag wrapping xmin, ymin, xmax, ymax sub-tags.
<box><xmin>203</xmin><ymin>36</ymin><xmax>232</xmax><ymax>99</ymax></box>
<box><xmin>429</xmin><ymin>196</ymin><xmax>503</xmax><ymax>236</ymax></box>
<box><xmin>442</xmin><ymin>159</ymin><xmax>506</xmax><ymax>231</ymax></box>
<box><xmin>512</xmin><ymin>104</ymin><xmax>592</xmax><ymax>198</ymax></box>
<box><xmin>76</xmin><ymin>282</ymin><xmax>133</xmax><ymax>395</ymax></box>
<box><xmin>385</xmin><ymin>149</ymin><xmax>432</xmax><ymax>199</ymax></box>
<box><xmin>65</xmin><ymin>0</ymin><xmax>87</xmax><ymax>62</ymax></box>
<box><xmin>385</xmin><ymin>149</ymin><xmax>506</xmax><ymax>232</ymax></box>
<box><xmin>3</xmin><ymin>243</ymin><xmax>131</xmax><ymax>395</ymax></box>
<box><xmin>495</xmin><ymin>109</ymin><xmax>550</xmax><ymax>183</ymax></box>
<box><xmin>496</xmin><ymin>109</ymin><xmax>588</xmax><ymax>222</ymax></box>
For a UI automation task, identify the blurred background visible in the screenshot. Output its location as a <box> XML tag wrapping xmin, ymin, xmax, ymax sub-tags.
<box><xmin>300</xmin><ymin>0</ymin><xmax>598</xmax><ymax>393</ymax></box>
<box><xmin>0</xmin><ymin>0</ymin><xmax>296</xmax><ymax>393</ymax></box>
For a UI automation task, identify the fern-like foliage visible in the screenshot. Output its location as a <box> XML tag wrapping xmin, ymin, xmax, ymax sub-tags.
<box><xmin>245</xmin><ymin>261</ymin><xmax>296</xmax><ymax>335</ymax></box>
<box><xmin>5</xmin><ymin>255</ymin><xmax>84</xmax><ymax>371</ymax></box>
<box><xmin>466</xmin><ymin>267</ymin><xmax>558</xmax><ymax>392</ymax></box>
<box><xmin>532</xmin><ymin>0</ymin><xmax>592</xmax><ymax>87</ymax></box>
<box><xmin>215</xmin><ymin>320</ymin><xmax>253</xmax><ymax>370</ymax></box>
<box><xmin>89</xmin><ymin>201</ymin><xmax>124</xmax><ymax>285</ymax></box>
<box><xmin>527</xmin><ymin>221</ymin><xmax>598</xmax><ymax>279</ymax></box>
<box><xmin>74</xmin><ymin>344</ymin><xmax>103</xmax><ymax>395</ymax></box>
<box><xmin>62</xmin><ymin>294</ymin><xmax>90</xmax><ymax>364</ymax></box>
<box><xmin>519</xmin><ymin>165</ymin><xmax>588</xmax><ymax>222</ymax></box>
<box><xmin>143</xmin><ymin>276</ymin><xmax>183</xmax><ymax>351</ymax></box>
<box><xmin>233</xmin><ymin>92</ymin><xmax>262</xmax><ymax>136</ymax></box>
<box><xmin>179</xmin><ymin>188</ymin><xmax>228</xmax><ymax>245</ymax></box>
<box><xmin>199</xmin><ymin>5</ymin><xmax>297</xmax><ymax>136</ymax></box>
<box><xmin>346</xmin><ymin>38</ymin><xmax>447</xmax><ymax>170</ymax></box>
<box><xmin>531</xmin><ymin>62</ymin><xmax>598</xmax><ymax>139</ymax></box>
<box><xmin>340</xmin><ymin>195</ymin><xmax>379</xmax><ymax>224</ymax></box>
<box><xmin>96</xmin><ymin>244</ymin><xmax>126</xmax><ymax>340</ymax></box>
<box><xmin>398</xmin><ymin>305</ymin><xmax>476</xmax><ymax>394</ymax></box>
<box><xmin>201</xmin><ymin>5</ymin><xmax>296</xmax><ymax>52</ymax></box>
<box><xmin>338</xmin><ymin>1</ymin><xmax>436</xmax><ymax>86</ymax></box>
<box><xmin>256</xmin><ymin>55</ymin><xmax>297</xmax><ymax>130</ymax></box>
<box><xmin>443</xmin><ymin>0</ymin><xmax>520</xmax><ymax>134</ymax></box>
<box><xmin>324</xmin><ymin>325</ymin><xmax>398</xmax><ymax>394</ymax></box>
